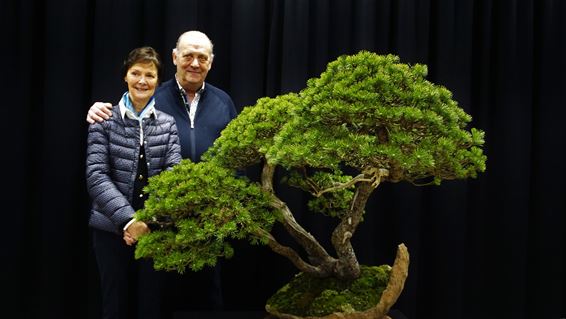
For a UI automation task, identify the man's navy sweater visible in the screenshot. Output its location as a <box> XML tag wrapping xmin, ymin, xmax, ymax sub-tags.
<box><xmin>154</xmin><ymin>78</ymin><xmax>237</xmax><ymax>161</ymax></box>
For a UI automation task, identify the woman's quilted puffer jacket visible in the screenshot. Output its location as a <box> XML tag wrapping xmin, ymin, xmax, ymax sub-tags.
<box><xmin>86</xmin><ymin>106</ymin><xmax>182</xmax><ymax>234</ymax></box>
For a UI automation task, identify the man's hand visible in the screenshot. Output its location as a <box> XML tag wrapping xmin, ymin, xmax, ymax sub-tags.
<box><xmin>86</xmin><ymin>102</ymin><xmax>113</xmax><ymax>124</ymax></box>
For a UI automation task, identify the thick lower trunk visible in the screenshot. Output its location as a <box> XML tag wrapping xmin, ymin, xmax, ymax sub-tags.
<box><xmin>331</xmin><ymin>181</ymin><xmax>374</xmax><ymax>279</ymax></box>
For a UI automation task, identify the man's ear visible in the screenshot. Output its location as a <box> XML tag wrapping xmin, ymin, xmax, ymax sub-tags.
<box><xmin>207</xmin><ymin>54</ymin><xmax>214</xmax><ymax>70</ymax></box>
<box><xmin>172</xmin><ymin>48</ymin><xmax>178</xmax><ymax>65</ymax></box>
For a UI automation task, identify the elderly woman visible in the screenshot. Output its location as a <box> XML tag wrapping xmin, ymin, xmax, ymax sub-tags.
<box><xmin>86</xmin><ymin>46</ymin><xmax>181</xmax><ymax>319</ymax></box>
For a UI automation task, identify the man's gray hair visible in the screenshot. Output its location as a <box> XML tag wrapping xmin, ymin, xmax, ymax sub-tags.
<box><xmin>175</xmin><ymin>30</ymin><xmax>214</xmax><ymax>56</ymax></box>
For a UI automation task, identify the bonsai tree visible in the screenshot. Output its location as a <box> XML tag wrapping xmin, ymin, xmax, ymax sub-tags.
<box><xmin>134</xmin><ymin>51</ymin><xmax>486</xmax><ymax>317</ymax></box>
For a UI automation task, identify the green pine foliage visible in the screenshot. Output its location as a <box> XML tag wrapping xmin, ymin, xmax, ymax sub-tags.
<box><xmin>266</xmin><ymin>52</ymin><xmax>486</xmax><ymax>184</ymax></box>
<box><xmin>134</xmin><ymin>160</ymin><xmax>275</xmax><ymax>273</ymax></box>
<box><xmin>203</xmin><ymin>93</ymin><xmax>300</xmax><ymax>169</ymax></box>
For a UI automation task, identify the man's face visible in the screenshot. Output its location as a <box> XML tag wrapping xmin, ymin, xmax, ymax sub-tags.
<box><xmin>173</xmin><ymin>35</ymin><xmax>213</xmax><ymax>92</ymax></box>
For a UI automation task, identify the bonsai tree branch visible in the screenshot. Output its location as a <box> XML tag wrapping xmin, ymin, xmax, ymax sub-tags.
<box><xmin>262</xmin><ymin>162</ymin><xmax>337</xmax><ymax>271</ymax></box>
<box><xmin>272</xmin><ymin>199</ymin><xmax>339</xmax><ymax>270</ymax></box>
<box><xmin>261</xmin><ymin>161</ymin><xmax>276</xmax><ymax>193</ymax></box>
<box><xmin>256</xmin><ymin>228</ymin><xmax>333</xmax><ymax>277</ymax></box>
<box><xmin>308</xmin><ymin>173</ymin><xmax>373</xmax><ymax>197</ymax></box>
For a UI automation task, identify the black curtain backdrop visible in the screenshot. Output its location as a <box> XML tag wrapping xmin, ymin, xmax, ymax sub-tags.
<box><xmin>1</xmin><ymin>0</ymin><xmax>565</xmax><ymax>318</ymax></box>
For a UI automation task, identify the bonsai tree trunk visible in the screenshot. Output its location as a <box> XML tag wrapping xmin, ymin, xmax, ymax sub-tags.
<box><xmin>330</xmin><ymin>181</ymin><xmax>373</xmax><ymax>280</ymax></box>
<box><xmin>331</xmin><ymin>168</ymin><xmax>389</xmax><ymax>279</ymax></box>
<box><xmin>260</xmin><ymin>162</ymin><xmax>389</xmax><ymax>280</ymax></box>
<box><xmin>260</xmin><ymin>162</ymin><xmax>338</xmax><ymax>277</ymax></box>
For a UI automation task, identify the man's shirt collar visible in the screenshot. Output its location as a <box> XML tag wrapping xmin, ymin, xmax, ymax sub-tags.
<box><xmin>174</xmin><ymin>76</ymin><xmax>205</xmax><ymax>96</ymax></box>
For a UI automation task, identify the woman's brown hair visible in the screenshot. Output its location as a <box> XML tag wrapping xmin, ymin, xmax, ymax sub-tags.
<box><xmin>122</xmin><ymin>46</ymin><xmax>162</xmax><ymax>83</ymax></box>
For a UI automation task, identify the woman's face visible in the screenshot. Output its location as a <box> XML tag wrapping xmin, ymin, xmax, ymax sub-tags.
<box><xmin>124</xmin><ymin>62</ymin><xmax>158</xmax><ymax>110</ymax></box>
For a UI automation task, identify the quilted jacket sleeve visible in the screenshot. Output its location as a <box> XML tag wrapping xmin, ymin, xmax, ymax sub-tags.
<box><xmin>165</xmin><ymin>122</ymin><xmax>182</xmax><ymax>169</ymax></box>
<box><xmin>86</xmin><ymin>122</ymin><xmax>135</xmax><ymax>228</ymax></box>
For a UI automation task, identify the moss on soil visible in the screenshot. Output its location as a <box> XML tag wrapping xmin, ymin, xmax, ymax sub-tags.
<box><xmin>266</xmin><ymin>265</ymin><xmax>391</xmax><ymax>317</ymax></box>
